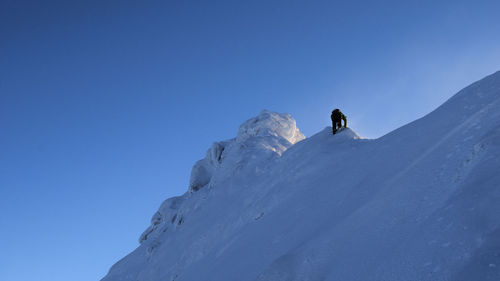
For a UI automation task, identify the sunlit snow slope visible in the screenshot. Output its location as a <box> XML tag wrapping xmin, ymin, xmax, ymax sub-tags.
<box><xmin>102</xmin><ymin>71</ymin><xmax>500</xmax><ymax>281</ymax></box>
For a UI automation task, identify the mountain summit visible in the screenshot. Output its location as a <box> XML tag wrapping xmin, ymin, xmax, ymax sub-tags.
<box><xmin>103</xmin><ymin>71</ymin><xmax>500</xmax><ymax>281</ymax></box>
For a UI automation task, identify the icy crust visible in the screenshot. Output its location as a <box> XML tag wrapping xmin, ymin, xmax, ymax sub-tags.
<box><xmin>236</xmin><ymin>110</ymin><xmax>305</xmax><ymax>144</ymax></box>
<box><xmin>188</xmin><ymin>110</ymin><xmax>305</xmax><ymax>193</ymax></box>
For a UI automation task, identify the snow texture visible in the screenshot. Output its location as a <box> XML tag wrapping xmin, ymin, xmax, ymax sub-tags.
<box><xmin>103</xmin><ymin>71</ymin><xmax>500</xmax><ymax>281</ymax></box>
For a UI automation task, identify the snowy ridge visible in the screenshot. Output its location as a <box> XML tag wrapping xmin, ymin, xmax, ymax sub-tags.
<box><xmin>103</xmin><ymin>71</ymin><xmax>500</xmax><ymax>281</ymax></box>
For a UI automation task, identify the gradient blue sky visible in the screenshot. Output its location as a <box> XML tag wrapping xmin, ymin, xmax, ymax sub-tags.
<box><xmin>1</xmin><ymin>1</ymin><xmax>499</xmax><ymax>281</ymax></box>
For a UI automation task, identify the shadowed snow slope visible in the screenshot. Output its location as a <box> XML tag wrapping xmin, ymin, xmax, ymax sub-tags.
<box><xmin>103</xmin><ymin>71</ymin><xmax>500</xmax><ymax>281</ymax></box>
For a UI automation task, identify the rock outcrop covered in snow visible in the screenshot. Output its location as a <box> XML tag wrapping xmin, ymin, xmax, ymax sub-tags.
<box><xmin>139</xmin><ymin>110</ymin><xmax>305</xmax><ymax>243</ymax></box>
<box><xmin>104</xmin><ymin>71</ymin><xmax>500</xmax><ymax>281</ymax></box>
<box><xmin>188</xmin><ymin>110</ymin><xmax>304</xmax><ymax>193</ymax></box>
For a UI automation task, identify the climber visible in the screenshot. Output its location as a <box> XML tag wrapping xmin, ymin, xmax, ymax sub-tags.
<box><xmin>331</xmin><ymin>108</ymin><xmax>347</xmax><ymax>135</ymax></box>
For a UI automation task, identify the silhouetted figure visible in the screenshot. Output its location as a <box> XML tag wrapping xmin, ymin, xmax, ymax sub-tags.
<box><xmin>331</xmin><ymin>109</ymin><xmax>347</xmax><ymax>134</ymax></box>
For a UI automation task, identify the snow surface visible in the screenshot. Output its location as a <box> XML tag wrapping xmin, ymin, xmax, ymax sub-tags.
<box><xmin>103</xmin><ymin>71</ymin><xmax>500</xmax><ymax>281</ymax></box>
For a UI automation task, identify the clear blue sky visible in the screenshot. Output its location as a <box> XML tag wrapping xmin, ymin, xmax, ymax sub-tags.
<box><xmin>1</xmin><ymin>1</ymin><xmax>499</xmax><ymax>281</ymax></box>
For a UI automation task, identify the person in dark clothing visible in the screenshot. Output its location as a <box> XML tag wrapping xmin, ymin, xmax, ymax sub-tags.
<box><xmin>331</xmin><ymin>109</ymin><xmax>347</xmax><ymax>134</ymax></box>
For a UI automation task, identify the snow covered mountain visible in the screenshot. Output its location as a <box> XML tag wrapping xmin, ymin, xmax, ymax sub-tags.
<box><xmin>102</xmin><ymin>71</ymin><xmax>500</xmax><ymax>281</ymax></box>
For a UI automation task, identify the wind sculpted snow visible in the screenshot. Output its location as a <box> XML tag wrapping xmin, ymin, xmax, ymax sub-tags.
<box><xmin>102</xmin><ymin>71</ymin><xmax>500</xmax><ymax>281</ymax></box>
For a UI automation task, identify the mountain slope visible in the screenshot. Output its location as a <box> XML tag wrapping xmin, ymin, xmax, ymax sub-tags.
<box><xmin>102</xmin><ymin>71</ymin><xmax>500</xmax><ymax>281</ymax></box>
